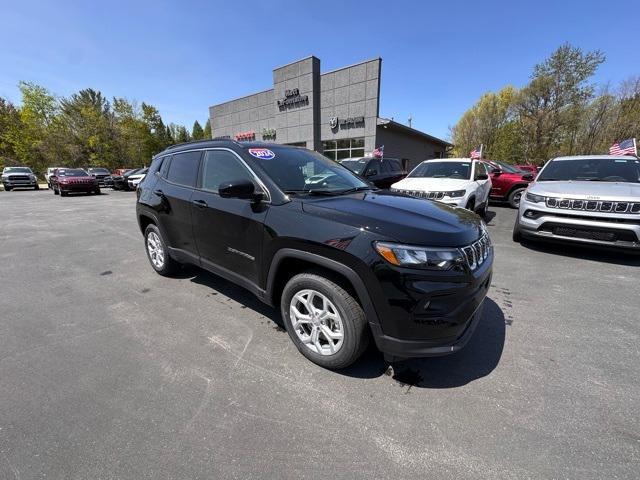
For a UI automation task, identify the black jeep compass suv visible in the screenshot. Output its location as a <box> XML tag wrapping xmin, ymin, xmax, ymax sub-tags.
<box><xmin>136</xmin><ymin>140</ymin><xmax>492</xmax><ymax>369</ymax></box>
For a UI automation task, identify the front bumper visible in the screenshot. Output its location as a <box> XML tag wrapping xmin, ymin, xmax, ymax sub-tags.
<box><xmin>3</xmin><ymin>179</ymin><xmax>38</xmax><ymax>188</ymax></box>
<box><xmin>59</xmin><ymin>183</ymin><xmax>97</xmax><ymax>192</ymax></box>
<box><xmin>366</xmin><ymin>248</ymin><xmax>493</xmax><ymax>359</ymax></box>
<box><xmin>517</xmin><ymin>198</ymin><xmax>640</xmax><ymax>250</ymax></box>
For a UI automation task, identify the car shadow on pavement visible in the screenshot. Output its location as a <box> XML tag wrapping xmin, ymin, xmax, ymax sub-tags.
<box><xmin>340</xmin><ymin>298</ymin><xmax>506</xmax><ymax>388</ymax></box>
<box><xmin>520</xmin><ymin>239</ymin><xmax>640</xmax><ymax>267</ymax></box>
<box><xmin>185</xmin><ymin>263</ymin><xmax>507</xmax><ymax>389</ymax></box>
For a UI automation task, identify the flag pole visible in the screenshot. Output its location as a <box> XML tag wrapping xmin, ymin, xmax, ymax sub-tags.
<box><xmin>634</xmin><ymin>138</ymin><xmax>638</xmax><ymax>157</ymax></box>
<box><xmin>479</xmin><ymin>144</ymin><xmax>484</xmax><ymax>160</ymax></box>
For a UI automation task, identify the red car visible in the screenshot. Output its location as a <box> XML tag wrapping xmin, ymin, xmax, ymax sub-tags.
<box><xmin>515</xmin><ymin>164</ymin><xmax>540</xmax><ymax>175</ymax></box>
<box><xmin>50</xmin><ymin>168</ymin><xmax>100</xmax><ymax>196</ymax></box>
<box><xmin>481</xmin><ymin>160</ymin><xmax>534</xmax><ymax>208</ymax></box>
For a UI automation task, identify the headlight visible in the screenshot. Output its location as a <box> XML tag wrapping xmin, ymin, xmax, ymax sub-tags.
<box><xmin>29</xmin><ymin>174</ymin><xmax>36</xmax><ymax>180</ymax></box>
<box><xmin>525</xmin><ymin>192</ymin><xmax>545</xmax><ymax>203</ymax></box>
<box><xmin>447</xmin><ymin>190</ymin><xmax>466</xmax><ymax>198</ymax></box>
<box><xmin>374</xmin><ymin>242</ymin><xmax>464</xmax><ymax>270</ymax></box>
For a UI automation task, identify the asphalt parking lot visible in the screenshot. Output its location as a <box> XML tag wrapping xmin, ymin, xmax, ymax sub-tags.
<box><xmin>1</xmin><ymin>189</ymin><xmax>638</xmax><ymax>479</ymax></box>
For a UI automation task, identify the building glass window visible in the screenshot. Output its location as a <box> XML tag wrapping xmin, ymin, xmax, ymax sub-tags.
<box><xmin>322</xmin><ymin>137</ymin><xmax>365</xmax><ymax>161</ymax></box>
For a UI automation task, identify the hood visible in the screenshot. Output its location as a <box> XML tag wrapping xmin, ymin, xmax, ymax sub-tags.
<box><xmin>530</xmin><ymin>181</ymin><xmax>640</xmax><ymax>201</ymax></box>
<box><xmin>301</xmin><ymin>191</ymin><xmax>483</xmax><ymax>247</ymax></box>
<box><xmin>391</xmin><ymin>177</ymin><xmax>471</xmax><ymax>191</ymax></box>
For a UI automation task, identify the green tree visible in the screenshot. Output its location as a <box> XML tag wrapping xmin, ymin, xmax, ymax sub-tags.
<box><xmin>0</xmin><ymin>98</ymin><xmax>21</xmax><ymax>168</ymax></box>
<box><xmin>515</xmin><ymin>43</ymin><xmax>605</xmax><ymax>162</ymax></box>
<box><xmin>203</xmin><ymin>120</ymin><xmax>211</xmax><ymax>139</ymax></box>
<box><xmin>191</xmin><ymin>120</ymin><xmax>204</xmax><ymax>140</ymax></box>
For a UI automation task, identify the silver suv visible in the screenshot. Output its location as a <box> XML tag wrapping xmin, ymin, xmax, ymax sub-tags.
<box><xmin>513</xmin><ymin>155</ymin><xmax>640</xmax><ymax>250</ymax></box>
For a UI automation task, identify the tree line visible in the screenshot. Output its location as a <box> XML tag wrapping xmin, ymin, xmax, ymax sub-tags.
<box><xmin>0</xmin><ymin>82</ymin><xmax>211</xmax><ymax>175</ymax></box>
<box><xmin>450</xmin><ymin>44</ymin><xmax>640</xmax><ymax>163</ymax></box>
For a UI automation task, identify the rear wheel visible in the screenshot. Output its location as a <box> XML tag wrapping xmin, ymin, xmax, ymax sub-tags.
<box><xmin>281</xmin><ymin>272</ymin><xmax>368</xmax><ymax>370</ymax></box>
<box><xmin>144</xmin><ymin>224</ymin><xmax>178</xmax><ymax>276</ymax></box>
<box><xmin>508</xmin><ymin>188</ymin><xmax>525</xmax><ymax>209</ymax></box>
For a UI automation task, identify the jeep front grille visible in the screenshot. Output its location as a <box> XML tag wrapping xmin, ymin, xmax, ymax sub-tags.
<box><xmin>461</xmin><ymin>234</ymin><xmax>491</xmax><ymax>271</ymax></box>
<box><xmin>545</xmin><ymin>197</ymin><xmax>640</xmax><ymax>215</ymax></box>
<box><xmin>399</xmin><ymin>190</ymin><xmax>445</xmax><ymax>200</ymax></box>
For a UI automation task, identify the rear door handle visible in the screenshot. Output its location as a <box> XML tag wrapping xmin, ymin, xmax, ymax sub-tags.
<box><xmin>192</xmin><ymin>199</ymin><xmax>208</xmax><ymax>208</ymax></box>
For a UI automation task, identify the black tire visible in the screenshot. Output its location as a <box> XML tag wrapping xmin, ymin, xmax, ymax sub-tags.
<box><xmin>35</xmin><ymin>184</ymin><xmax>40</xmax><ymax>190</ymax></box>
<box><xmin>512</xmin><ymin>218</ymin><xmax>522</xmax><ymax>242</ymax></box>
<box><xmin>60</xmin><ymin>189</ymin><xmax>67</xmax><ymax>197</ymax></box>
<box><xmin>53</xmin><ymin>185</ymin><xmax>59</xmax><ymax>195</ymax></box>
<box><xmin>4</xmin><ymin>186</ymin><xmax>11</xmax><ymax>191</ymax></box>
<box><xmin>281</xmin><ymin>272</ymin><xmax>369</xmax><ymax>370</ymax></box>
<box><xmin>508</xmin><ymin>187</ymin><xmax>525</xmax><ymax>209</ymax></box>
<box><xmin>144</xmin><ymin>224</ymin><xmax>178</xmax><ymax>276</ymax></box>
<box><xmin>465</xmin><ymin>198</ymin><xmax>475</xmax><ymax>211</ymax></box>
<box><xmin>93</xmin><ymin>188</ymin><xmax>101</xmax><ymax>195</ymax></box>
<box><xmin>476</xmin><ymin>200</ymin><xmax>488</xmax><ymax>218</ymax></box>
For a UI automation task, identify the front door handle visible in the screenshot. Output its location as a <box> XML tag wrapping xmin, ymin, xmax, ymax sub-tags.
<box><xmin>192</xmin><ymin>199</ymin><xmax>208</xmax><ymax>208</ymax></box>
<box><xmin>153</xmin><ymin>189</ymin><xmax>164</xmax><ymax>196</ymax></box>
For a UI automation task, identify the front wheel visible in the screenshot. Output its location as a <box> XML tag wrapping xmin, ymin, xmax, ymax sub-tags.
<box><xmin>35</xmin><ymin>184</ymin><xmax>40</xmax><ymax>190</ymax></box>
<box><xmin>4</xmin><ymin>186</ymin><xmax>11</xmax><ymax>191</ymax></box>
<box><xmin>508</xmin><ymin>188</ymin><xmax>525</xmax><ymax>209</ymax></box>
<box><xmin>144</xmin><ymin>224</ymin><xmax>178</xmax><ymax>276</ymax></box>
<box><xmin>512</xmin><ymin>217</ymin><xmax>522</xmax><ymax>242</ymax></box>
<box><xmin>281</xmin><ymin>272</ymin><xmax>368</xmax><ymax>370</ymax></box>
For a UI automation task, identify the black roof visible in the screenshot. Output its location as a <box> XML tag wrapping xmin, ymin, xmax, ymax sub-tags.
<box><xmin>160</xmin><ymin>139</ymin><xmax>302</xmax><ymax>156</ymax></box>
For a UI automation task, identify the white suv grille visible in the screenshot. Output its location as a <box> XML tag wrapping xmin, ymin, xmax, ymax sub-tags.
<box><xmin>399</xmin><ymin>190</ymin><xmax>445</xmax><ymax>200</ymax></box>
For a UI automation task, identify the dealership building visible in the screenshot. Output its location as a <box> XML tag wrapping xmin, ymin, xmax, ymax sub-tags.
<box><xmin>209</xmin><ymin>56</ymin><xmax>450</xmax><ymax>170</ymax></box>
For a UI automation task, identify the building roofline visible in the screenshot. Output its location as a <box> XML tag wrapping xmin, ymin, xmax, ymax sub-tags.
<box><xmin>272</xmin><ymin>55</ymin><xmax>319</xmax><ymax>71</ymax></box>
<box><xmin>377</xmin><ymin>117</ymin><xmax>452</xmax><ymax>147</ymax></box>
<box><xmin>321</xmin><ymin>57</ymin><xmax>382</xmax><ymax>76</ymax></box>
<box><xmin>210</xmin><ymin>88</ymin><xmax>274</xmax><ymax>109</ymax></box>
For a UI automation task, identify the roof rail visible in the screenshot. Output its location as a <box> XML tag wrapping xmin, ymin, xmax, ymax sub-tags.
<box><xmin>164</xmin><ymin>138</ymin><xmax>238</xmax><ymax>152</ymax></box>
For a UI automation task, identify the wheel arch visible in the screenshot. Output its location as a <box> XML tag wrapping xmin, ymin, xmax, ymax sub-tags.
<box><xmin>506</xmin><ymin>183</ymin><xmax>529</xmax><ymax>197</ymax></box>
<box><xmin>265</xmin><ymin>249</ymin><xmax>380</xmax><ymax>326</ymax></box>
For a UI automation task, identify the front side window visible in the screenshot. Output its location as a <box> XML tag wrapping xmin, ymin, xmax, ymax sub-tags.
<box><xmin>200</xmin><ymin>150</ymin><xmax>255</xmax><ymax>193</ymax></box>
<box><xmin>537</xmin><ymin>158</ymin><xmax>640</xmax><ymax>183</ymax></box>
<box><xmin>250</xmin><ymin>146</ymin><xmax>369</xmax><ymax>194</ymax></box>
<box><xmin>408</xmin><ymin>161</ymin><xmax>472</xmax><ymax>180</ymax></box>
<box><xmin>166</xmin><ymin>151</ymin><xmax>201</xmax><ymax>187</ymax></box>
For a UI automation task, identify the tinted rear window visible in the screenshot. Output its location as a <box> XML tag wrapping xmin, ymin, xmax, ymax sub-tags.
<box><xmin>166</xmin><ymin>151</ymin><xmax>201</xmax><ymax>187</ymax></box>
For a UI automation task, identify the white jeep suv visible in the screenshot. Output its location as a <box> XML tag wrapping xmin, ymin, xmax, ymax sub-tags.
<box><xmin>391</xmin><ymin>158</ymin><xmax>492</xmax><ymax>216</ymax></box>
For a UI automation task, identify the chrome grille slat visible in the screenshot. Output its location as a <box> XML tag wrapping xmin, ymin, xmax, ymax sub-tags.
<box><xmin>461</xmin><ymin>234</ymin><xmax>491</xmax><ymax>271</ymax></box>
<box><xmin>545</xmin><ymin>197</ymin><xmax>640</xmax><ymax>215</ymax></box>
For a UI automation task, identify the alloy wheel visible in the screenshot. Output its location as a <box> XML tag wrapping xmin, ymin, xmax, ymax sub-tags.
<box><xmin>289</xmin><ymin>289</ymin><xmax>344</xmax><ymax>356</ymax></box>
<box><xmin>146</xmin><ymin>231</ymin><xmax>165</xmax><ymax>269</ymax></box>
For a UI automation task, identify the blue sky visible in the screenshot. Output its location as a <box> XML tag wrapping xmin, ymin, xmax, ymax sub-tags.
<box><xmin>0</xmin><ymin>0</ymin><xmax>637</xmax><ymax>140</ymax></box>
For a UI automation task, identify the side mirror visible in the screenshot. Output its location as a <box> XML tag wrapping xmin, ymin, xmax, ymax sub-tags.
<box><xmin>522</xmin><ymin>173</ymin><xmax>534</xmax><ymax>181</ymax></box>
<box><xmin>476</xmin><ymin>173</ymin><xmax>489</xmax><ymax>180</ymax></box>
<box><xmin>219</xmin><ymin>179</ymin><xmax>261</xmax><ymax>201</ymax></box>
<box><xmin>491</xmin><ymin>168</ymin><xmax>501</xmax><ymax>175</ymax></box>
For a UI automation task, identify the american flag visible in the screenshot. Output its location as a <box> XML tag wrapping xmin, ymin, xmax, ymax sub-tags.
<box><xmin>372</xmin><ymin>145</ymin><xmax>384</xmax><ymax>158</ymax></box>
<box><xmin>609</xmin><ymin>138</ymin><xmax>637</xmax><ymax>156</ymax></box>
<box><xmin>470</xmin><ymin>146</ymin><xmax>482</xmax><ymax>159</ymax></box>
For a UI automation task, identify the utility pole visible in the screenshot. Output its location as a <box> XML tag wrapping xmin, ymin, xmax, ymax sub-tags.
<box><xmin>408</xmin><ymin>115</ymin><xmax>412</xmax><ymax>128</ymax></box>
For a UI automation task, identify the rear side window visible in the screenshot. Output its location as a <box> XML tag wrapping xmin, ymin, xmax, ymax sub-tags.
<box><xmin>159</xmin><ymin>155</ymin><xmax>172</xmax><ymax>177</ymax></box>
<box><xmin>166</xmin><ymin>151</ymin><xmax>201</xmax><ymax>187</ymax></box>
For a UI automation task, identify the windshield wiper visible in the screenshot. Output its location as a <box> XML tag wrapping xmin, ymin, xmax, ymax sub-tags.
<box><xmin>332</xmin><ymin>186</ymin><xmax>374</xmax><ymax>195</ymax></box>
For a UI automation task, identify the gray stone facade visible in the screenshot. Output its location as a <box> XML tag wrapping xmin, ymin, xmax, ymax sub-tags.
<box><xmin>209</xmin><ymin>56</ymin><xmax>449</xmax><ymax>166</ymax></box>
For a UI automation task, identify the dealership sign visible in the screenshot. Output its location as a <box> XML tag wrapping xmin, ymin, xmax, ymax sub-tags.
<box><xmin>262</xmin><ymin>128</ymin><xmax>276</xmax><ymax>140</ymax></box>
<box><xmin>235</xmin><ymin>131</ymin><xmax>255</xmax><ymax>141</ymax></box>
<box><xmin>329</xmin><ymin>116</ymin><xmax>364</xmax><ymax>130</ymax></box>
<box><xmin>277</xmin><ymin>88</ymin><xmax>309</xmax><ymax>111</ymax></box>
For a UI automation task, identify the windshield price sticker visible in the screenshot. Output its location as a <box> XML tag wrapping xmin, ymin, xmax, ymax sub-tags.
<box><xmin>248</xmin><ymin>148</ymin><xmax>275</xmax><ymax>160</ymax></box>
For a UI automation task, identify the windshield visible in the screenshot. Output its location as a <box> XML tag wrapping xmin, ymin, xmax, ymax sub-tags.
<box><xmin>58</xmin><ymin>169</ymin><xmax>88</xmax><ymax>177</ymax></box>
<box><xmin>4</xmin><ymin>167</ymin><xmax>32</xmax><ymax>174</ymax></box>
<box><xmin>408</xmin><ymin>161</ymin><xmax>472</xmax><ymax>179</ymax></box>
<box><xmin>251</xmin><ymin>147</ymin><xmax>370</xmax><ymax>193</ymax></box>
<box><xmin>89</xmin><ymin>168</ymin><xmax>109</xmax><ymax>174</ymax></box>
<box><xmin>339</xmin><ymin>158</ymin><xmax>369</xmax><ymax>175</ymax></box>
<box><xmin>537</xmin><ymin>158</ymin><xmax>640</xmax><ymax>183</ymax></box>
<box><xmin>495</xmin><ymin>161</ymin><xmax>524</xmax><ymax>174</ymax></box>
